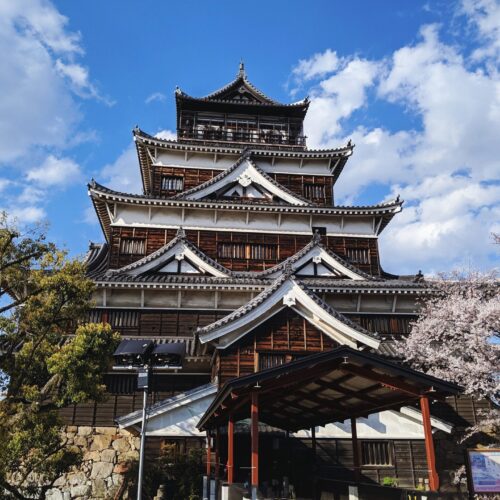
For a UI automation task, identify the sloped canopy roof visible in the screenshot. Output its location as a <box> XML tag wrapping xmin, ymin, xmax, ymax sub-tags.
<box><xmin>197</xmin><ymin>274</ymin><xmax>381</xmax><ymax>350</ymax></box>
<box><xmin>197</xmin><ymin>346</ymin><xmax>461</xmax><ymax>432</ymax></box>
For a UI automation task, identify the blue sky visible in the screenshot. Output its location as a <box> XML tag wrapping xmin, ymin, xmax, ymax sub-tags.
<box><xmin>0</xmin><ymin>0</ymin><xmax>499</xmax><ymax>274</ymax></box>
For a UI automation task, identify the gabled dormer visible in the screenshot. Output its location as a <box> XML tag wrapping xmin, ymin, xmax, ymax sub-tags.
<box><xmin>172</xmin><ymin>154</ymin><xmax>311</xmax><ymax>206</ymax></box>
<box><xmin>175</xmin><ymin>63</ymin><xmax>309</xmax><ymax>149</ymax></box>
<box><xmin>107</xmin><ymin>228</ymin><xmax>230</xmax><ymax>278</ymax></box>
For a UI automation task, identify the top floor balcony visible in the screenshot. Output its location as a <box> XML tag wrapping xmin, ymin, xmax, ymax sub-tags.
<box><xmin>177</xmin><ymin>125</ymin><xmax>307</xmax><ymax>148</ymax></box>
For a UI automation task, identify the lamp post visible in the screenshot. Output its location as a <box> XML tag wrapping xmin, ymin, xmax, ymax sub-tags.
<box><xmin>113</xmin><ymin>340</ymin><xmax>186</xmax><ymax>499</ymax></box>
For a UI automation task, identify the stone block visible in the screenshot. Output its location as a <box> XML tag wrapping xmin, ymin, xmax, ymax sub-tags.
<box><xmin>112</xmin><ymin>438</ymin><xmax>131</xmax><ymax>453</ymax></box>
<box><xmin>118</xmin><ymin>450</ymin><xmax>138</xmax><ymax>462</ymax></box>
<box><xmin>70</xmin><ymin>484</ymin><xmax>91</xmax><ymax>497</ymax></box>
<box><xmin>83</xmin><ymin>450</ymin><xmax>100</xmax><ymax>462</ymax></box>
<box><xmin>95</xmin><ymin>426</ymin><xmax>118</xmax><ymax>435</ymax></box>
<box><xmin>73</xmin><ymin>435</ymin><xmax>88</xmax><ymax>447</ymax></box>
<box><xmin>68</xmin><ymin>472</ymin><xmax>87</xmax><ymax>486</ymax></box>
<box><xmin>90</xmin><ymin>461</ymin><xmax>114</xmax><ymax>479</ymax></box>
<box><xmin>77</xmin><ymin>426</ymin><xmax>92</xmax><ymax>436</ymax></box>
<box><xmin>114</xmin><ymin>462</ymin><xmax>130</xmax><ymax>474</ymax></box>
<box><xmin>45</xmin><ymin>489</ymin><xmax>63</xmax><ymax>500</ymax></box>
<box><xmin>90</xmin><ymin>434</ymin><xmax>112</xmax><ymax>451</ymax></box>
<box><xmin>66</xmin><ymin>425</ymin><xmax>78</xmax><ymax>433</ymax></box>
<box><xmin>100</xmin><ymin>448</ymin><xmax>117</xmax><ymax>463</ymax></box>
<box><xmin>53</xmin><ymin>475</ymin><xmax>66</xmax><ymax>487</ymax></box>
<box><xmin>92</xmin><ymin>478</ymin><xmax>107</xmax><ymax>498</ymax></box>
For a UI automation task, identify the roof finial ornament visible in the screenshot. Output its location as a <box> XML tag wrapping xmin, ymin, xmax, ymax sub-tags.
<box><xmin>238</xmin><ymin>59</ymin><xmax>245</xmax><ymax>78</ymax></box>
<box><xmin>312</xmin><ymin>229</ymin><xmax>322</xmax><ymax>244</ymax></box>
<box><xmin>176</xmin><ymin>226</ymin><xmax>186</xmax><ymax>239</ymax></box>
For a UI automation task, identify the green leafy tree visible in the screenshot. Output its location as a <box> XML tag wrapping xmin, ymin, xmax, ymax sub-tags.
<box><xmin>0</xmin><ymin>213</ymin><xmax>120</xmax><ymax>499</ymax></box>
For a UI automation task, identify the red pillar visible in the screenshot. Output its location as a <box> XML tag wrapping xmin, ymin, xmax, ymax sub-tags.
<box><xmin>251</xmin><ymin>392</ymin><xmax>259</xmax><ymax>499</ymax></box>
<box><xmin>420</xmin><ymin>396</ymin><xmax>439</xmax><ymax>491</ymax></box>
<box><xmin>351</xmin><ymin>417</ymin><xmax>360</xmax><ymax>482</ymax></box>
<box><xmin>228</xmin><ymin>414</ymin><xmax>234</xmax><ymax>484</ymax></box>
<box><xmin>206</xmin><ymin>433</ymin><xmax>211</xmax><ymax>478</ymax></box>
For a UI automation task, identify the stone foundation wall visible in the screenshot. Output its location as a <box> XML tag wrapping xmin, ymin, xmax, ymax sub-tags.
<box><xmin>46</xmin><ymin>426</ymin><xmax>140</xmax><ymax>500</ymax></box>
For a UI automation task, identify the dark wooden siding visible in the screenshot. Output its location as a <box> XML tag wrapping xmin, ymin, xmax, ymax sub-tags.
<box><xmin>150</xmin><ymin>166</ymin><xmax>335</xmax><ymax>206</ymax></box>
<box><xmin>346</xmin><ymin>315</ymin><xmax>417</xmax><ymax>337</ymax></box>
<box><xmin>89</xmin><ymin>309</ymin><xmax>227</xmax><ymax>338</ymax></box>
<box><xmin>109</xmin><ymin>228</ymin><xmax>380</xmax><ymax>275</ymax></box>
<box><xmin>287</xmin><ymin>438</ymin><xmax>427</xmax><ymax>490</ymax></box>
<box><xmin>59</xmin><ymin>374</ymin><xmax>210</xmax><ymax>427</ymax></box>
<box><xmin>152</xmin><ymin>166</ymin><xmax>223</xmax><ymax>196</ymax></box>
<box><xmin>270</xmin><ymin>173</ymin><xmax>334</xmax><ymax>205</ymax></box>
<box><xmin>216</xmin><ymin>308</ymin><xmax>338</xmax><ymax>385</ymax></box>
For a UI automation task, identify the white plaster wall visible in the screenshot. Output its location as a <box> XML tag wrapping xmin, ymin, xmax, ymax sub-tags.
<box><xmin>295</xmin><ymin>410</ymin><xmax>426</xmax><ymax>439</ymax></box>
<box><xmin>112</xmin><ymin>205</ymin><xmax>377</xmax><ymax>237</ymax></box>
<box><xmin>145</xmin><ymin>393</ymin><xmax>216</xmax><ymax>437</ymax></box>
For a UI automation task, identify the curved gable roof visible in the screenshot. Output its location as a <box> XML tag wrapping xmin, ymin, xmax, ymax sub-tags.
<box><xmin>197</xmin><ymin>274</ymin><xmax>380</xmax><ymax>350</ymax></box>
<box><xmin>171</xmin><ymin>154</ymin><xmax>312</xmax><ymax>206</ymax></box>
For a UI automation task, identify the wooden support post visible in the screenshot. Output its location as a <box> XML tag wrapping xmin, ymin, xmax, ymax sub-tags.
<box><xmin>311</xmin><ymin>426</ymin><xmax>318</xmax><ymax>499</ymax></box>
<box><xmin>227</xmin><ymin>414</ymin><xmax>234</xmax><ymax>484</ymax></box>
<box><xmin>251</xmin><ymin>392</ymin><xmax>259</xmax><ymax>500</ymax></box>
<box><xmin>206</xmin><ymin>433</ymin><xmax>211</xmax><ymax>478</ymax></box>
<box><xmin>215</xmin><ymin>427</ymin><xmax>220</xmax><ymax>480</ymax></box>
<box><xmin>351</xmin><ymin>417</ymin><xmax>360</xmax><ymax>482</ymax></box>
<box><xmin>420</xmin><ymin>396</ymin><xmax>439</xmax><ymax>492</ymax></box>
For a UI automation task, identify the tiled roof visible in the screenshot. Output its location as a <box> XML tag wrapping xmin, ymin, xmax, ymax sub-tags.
<box><xmin>196</xmin><ymin>274</ymin><xmax>380</xmax><ymax>344</ymax></box>
<box><xmin>175</xmin><ymin>65</ymin><xmax>308</xmax><ymax>108</ymax></box>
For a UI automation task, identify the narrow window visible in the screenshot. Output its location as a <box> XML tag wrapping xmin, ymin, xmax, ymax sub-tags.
<box><xmin>361</xmin><ymin>441</ymin><xmax>393</xmax><ymax>466</ymax></box>
<box><xmin>161</xmin><ymin>176</ymin><xmax>184</xmax><ymax>191</ymax></box>
<box><xmin>120</xmin><ymin>238</ymin><xmax>146</xmax><ymax>255</ymax></box>
<box><xmin>304</xmin><ymin>183</ymin><xmax>326</xmax><ymax>200</ymax></box>
<box><xmin>217</xmin><ymin>243</ymin><xmax>277</xmax><ymax>260</ymax></box>
<box><xmin>346</xmin><ymin>247</ymin><xmax>370</xmax><ymax>264</ymax></box>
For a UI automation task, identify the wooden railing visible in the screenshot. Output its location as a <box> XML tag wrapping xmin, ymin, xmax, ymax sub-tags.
<box><xmin>178</xmin><ymin>127</ymin><xmax>307</xmax><ymax>147</ymax></box>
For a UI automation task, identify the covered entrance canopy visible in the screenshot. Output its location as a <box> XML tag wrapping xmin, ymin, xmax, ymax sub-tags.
<box><xmin>197</xmin><ymin>346</ymin><xmax>461</xmax><ymax>497</ymax></box>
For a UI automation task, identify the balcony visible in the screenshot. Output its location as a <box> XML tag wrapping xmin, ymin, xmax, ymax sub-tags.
<box><xmin>177</xmin><ymin>126</ymin><xmax>307</xmax><ymax>148</ymax></box>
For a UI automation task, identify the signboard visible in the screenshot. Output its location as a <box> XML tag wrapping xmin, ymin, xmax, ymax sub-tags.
<box><xmin>467</xmin><ymin>449</ymin><xmax>500</xmax><ymax>493</ymax></box>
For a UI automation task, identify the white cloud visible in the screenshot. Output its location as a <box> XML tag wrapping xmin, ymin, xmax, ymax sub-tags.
<box><xmin>27</xmin><ymin>155</ymin><xmax>82</xmax><ymax>187</ymax></box>
<box><xmin>292</xmin><ymin>11</ymin><xmax>500</xmax><ymax>273</ymax></box>
<box><xmin>461</xmin><ymin>0</ymin><xmax>500</xmax><ymax>61</ymax></box>
<box><xmin>0</xmin><ymin>0</ymin><xmax>107</xmax><ymax>163</ymax></box>
<box><xmin>293</xmin><ymin>49</ymin><xmax>340</xmax><ymax>80</ymax></box>
<box><xmin>100</xmin><ymin>145</ymin><xmax>140</xmax><ymax>193</ymax></box>
<box><xmin>154</xmin><ymin>129</ymin><xmax>176</xmax><ymax>141</ymax></box>
<box><xmin>100</xmin><ymin>130</ymin><xmax>176</xmax><ymax>194</ymax></box>
<box><xmin>7</xmin><ymin>205</ymin><xmax>47</xmax><ymax>224</ymax></box>
<box><xmin>145</xmin><ymin>92</ymin><xmax>167</xmax><ymax>104</ymax></box>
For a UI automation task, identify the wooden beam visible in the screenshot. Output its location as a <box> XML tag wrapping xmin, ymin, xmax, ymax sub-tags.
<box><xmin>251</xmin><ymin>392</ymin><xmax>259</xmax><ymax>499</ymax></box>
<box><xmin>227</xmin><ymin>415</ymin><xmax>234</xmax><ymax>484</ymax></box>
<box><xmin>420</xmin><ymin>396</ymin><xmax>439</xmax><ymax>492</ymax></box>
<box><xmin>340</xmin><ymin>363</ymin><xmax>424</xmax><ymax>397</ymax></box>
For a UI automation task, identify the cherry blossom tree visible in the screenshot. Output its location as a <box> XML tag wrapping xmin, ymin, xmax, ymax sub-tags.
<box><xmin>397</xmin><ymin>269</ymin><xmax>500</xmax><ymax>438</ymax></box>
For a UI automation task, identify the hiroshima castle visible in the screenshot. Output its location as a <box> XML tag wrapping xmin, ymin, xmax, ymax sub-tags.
<box><xmin>60</xmin><ymin>63</ymin><xmax>489</xmax><ymax>499</ymax></box>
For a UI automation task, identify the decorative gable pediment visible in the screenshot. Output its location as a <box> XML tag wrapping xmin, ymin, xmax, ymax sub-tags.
<box><xmin>198</xmin><ymin>276</ymin><xmax>380</xmax><ymax>350</ymax></box>
<box><xmin>110</xmin><ymin>232</ymin><xmax>229</xmax><ymax>278</ymax></box>
<box><xmin>174</xmin><ymin>157</ymin><xmax>310</xmax><ymax>206</ymax></box>
<box><xmin>254</xmin><ymin>237</ymin><xmax>373</xmax><ymax>281</ymax></box>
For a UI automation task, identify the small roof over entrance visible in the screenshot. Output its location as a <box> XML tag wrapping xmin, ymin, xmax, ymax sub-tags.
<box><xmin>197</xmin><ymin>346</ymin><xmax>461</xmax><ymax>432</ymax></box>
